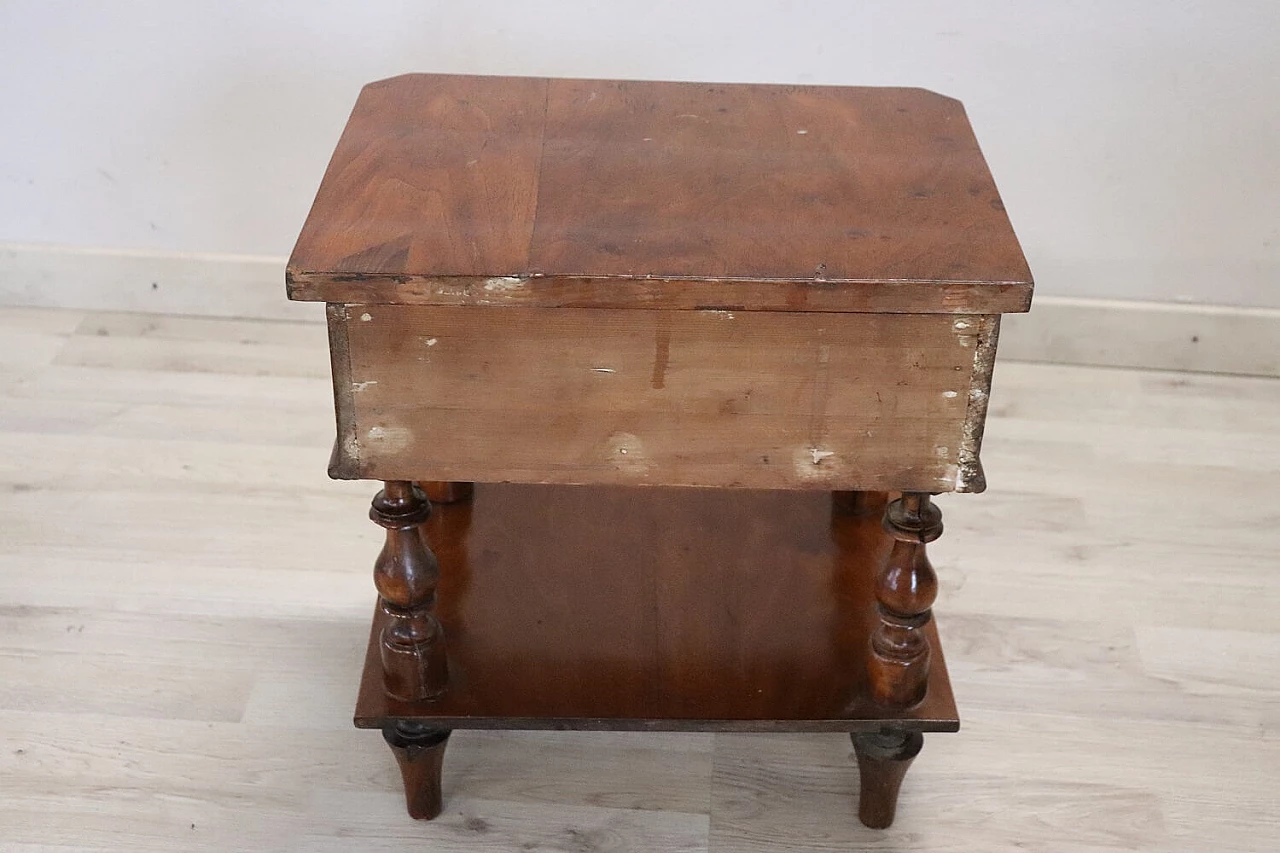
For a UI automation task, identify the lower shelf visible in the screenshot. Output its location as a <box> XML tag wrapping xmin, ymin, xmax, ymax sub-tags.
<box><xmin>355</xmin><ymin>484</ymin><xmax>958</xmax><ymax>733</ymax></box>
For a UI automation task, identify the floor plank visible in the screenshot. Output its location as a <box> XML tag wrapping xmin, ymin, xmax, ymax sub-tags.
<box><xmin>1</xmin><ymin>305</ymin><xmax>1277</xmax><ymax>851</ymax></box>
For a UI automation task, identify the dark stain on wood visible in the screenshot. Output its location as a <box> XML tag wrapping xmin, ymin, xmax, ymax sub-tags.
<box><xmin>650</xmin><ymin>329</ymin><xmax>671</xmax><ymax>389</ymax></box>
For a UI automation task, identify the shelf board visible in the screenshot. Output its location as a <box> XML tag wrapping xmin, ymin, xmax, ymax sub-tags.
<box><xmin>355</xmin><ymin>484</ymin><xmax>958</xmax><ymax>733</ymax></box>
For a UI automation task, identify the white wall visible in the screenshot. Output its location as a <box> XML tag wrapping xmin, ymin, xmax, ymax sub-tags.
<box><xmin>2</xmin><ymin>1</ymin><xmax>1278</xmax><ymax>308</ymax></box>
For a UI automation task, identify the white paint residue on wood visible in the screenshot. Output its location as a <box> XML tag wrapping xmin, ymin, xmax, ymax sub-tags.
<box><xmin>591</xmin><ymin>367</ymin><xmax>616</xmax><ymax>374</ymax></box>
<box><xmin>424</xmin><ymin>338</ymin><xmax>438</xmax><ymax>347</ymax></box>
<box><xmin>483</xmin><ymin>277</ymin><xmax>526</xmax><ymax>292</ymax></box>
<box><xmin>943</xmin><ymin>390</ymin><xmax>959</xmax><ymax>398</ymax></box>
<box><xmin>792</xmin><ymin>446</ymin><xmax>839</xmax><ymax>480</ymax></box>
<box><xmin>360</xmin><ymin>312</ymin><xmax>372</xmax><ymax>322</ymax></box>
<box><xmin>342</xmin><ymin>433</ymin><xmax>360</xmax><ymax>466</ymax></box>
<box><xmin>607</xmin><ymin>432</ymin><xmax>653</xmax><ymax>473</ymax></box>
<box><xmin>352</xmin><ymin>380</ymin><xmax>377</xmax><ymax>391</ymax></box>
<box><xmin>809</xmin><ymin>448</ymin><xmax>835</xmax><ymax>464</ymax></box>
<box><xmin>365</xmin><ymin>424</ymin><xmax>411</xmax><ymax>452</ymax></box>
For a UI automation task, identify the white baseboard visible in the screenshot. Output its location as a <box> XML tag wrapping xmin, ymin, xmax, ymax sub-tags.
<box><xmin>2</xmin><ymin>242</ymin><xmax>1277</xmax><ymax>377</ymax></box>
<box><xmin>997</xmin><ymin>296</ymin><xmax>1280</xmax><ymax>378</ymax></box>
<box><xmin>0</xmin><ymin>241</ymin><xmax>316</xmax><ymax>322</ymax></box>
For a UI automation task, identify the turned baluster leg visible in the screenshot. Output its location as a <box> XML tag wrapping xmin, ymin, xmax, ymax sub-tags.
<box><xmin>370</xmin><ymin>480</ymin><xmax>448</xmax><ymax>701</ymax></box>
<box><xmin>855</xmin><ymin>492</ymin><xmax>941</xmax><ymax>828</ymax></box>
<box><xmin>851</xmin><ymin>730</ymin><xmax>924</xmax><ymax>829</ymax></box>
<box><xmin>868</xmin><ymin>492</ymin><xmax>942</xmax><ymax>708</ymax></box>
<box><xmin>383</xmin><ymin>721</ymin><xmax>452</xmax><ymax>820</ymax></box>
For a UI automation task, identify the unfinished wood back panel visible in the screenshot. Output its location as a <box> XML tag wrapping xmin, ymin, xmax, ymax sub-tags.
<box><xmin>329</xmin><ymin>306</ymin><xmax>984</xmax><ymax>492</ymax></box>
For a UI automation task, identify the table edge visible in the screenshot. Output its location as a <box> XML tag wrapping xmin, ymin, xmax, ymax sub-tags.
<box><xmin>287</xmin><ymin>270</ymin><xmax>1034</xmax><ymax>315</ymax></box>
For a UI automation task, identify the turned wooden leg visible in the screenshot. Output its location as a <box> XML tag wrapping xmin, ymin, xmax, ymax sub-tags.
<box><xmin>370</xmin><ymin>481</ymin><xmax>448</xmax><ymax>701</ymax></box>
<box><xmin>418</xmin><ymin>481</ymin><xmax>474</xmax><ymax>505</ymax></box>
<box><xmin>868</xmin><ymin>492</ymin><xmax>942</xmax><ymax>708</ymax></box>
<box><xmin>851</xmin><ymin>730</ymin><xmax>924</xmax><ymax>829</ymax></box>
<box><xmin>383</xmin><ymin>721</ymin><xmax>452</xmax><ymax>820</ymax></box>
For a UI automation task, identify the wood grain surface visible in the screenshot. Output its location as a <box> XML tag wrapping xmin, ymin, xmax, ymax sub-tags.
<box><xmin>332</xmin><ymin>305</ymin><xmax>984</xmax><ymax>492</ymax></box>
<box><xmin>287</xmin><ymin>74</ymin><xmax>1032</xmax><ymax>314</ymax></box>
<box><xmin>354</xmin><ymin>485</ymin><xmax>958</xmax><ymax>731</ymax></box>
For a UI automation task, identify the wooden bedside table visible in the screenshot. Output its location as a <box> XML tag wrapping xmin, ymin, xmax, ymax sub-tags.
<box><xmin>287</xmin><ymin>73</ymin><xmax>1032</xmax><ymax>831</ymax></box>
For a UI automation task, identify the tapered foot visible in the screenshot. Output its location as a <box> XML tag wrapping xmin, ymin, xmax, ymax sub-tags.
<box><xmin>383</xmin><ymin>721</ymin><xmax>452</xmax><ymax>820</ymax></box>
<box><xmin>851</xmin><ymin>730</ymin><xmax>923</xmax><ymax>829</ymax></box>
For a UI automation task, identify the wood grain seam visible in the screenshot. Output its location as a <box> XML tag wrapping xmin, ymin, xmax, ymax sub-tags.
<box><xmin>522</xmin><ymin>79</ymin><xmax>554</xmax><ymax>272</ymax></box>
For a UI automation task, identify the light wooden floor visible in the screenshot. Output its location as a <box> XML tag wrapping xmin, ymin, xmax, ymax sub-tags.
<box><xmin>1</xmin><ymin>304</ymin><xmax>1277</xmax><ymax>852</ymax></box>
